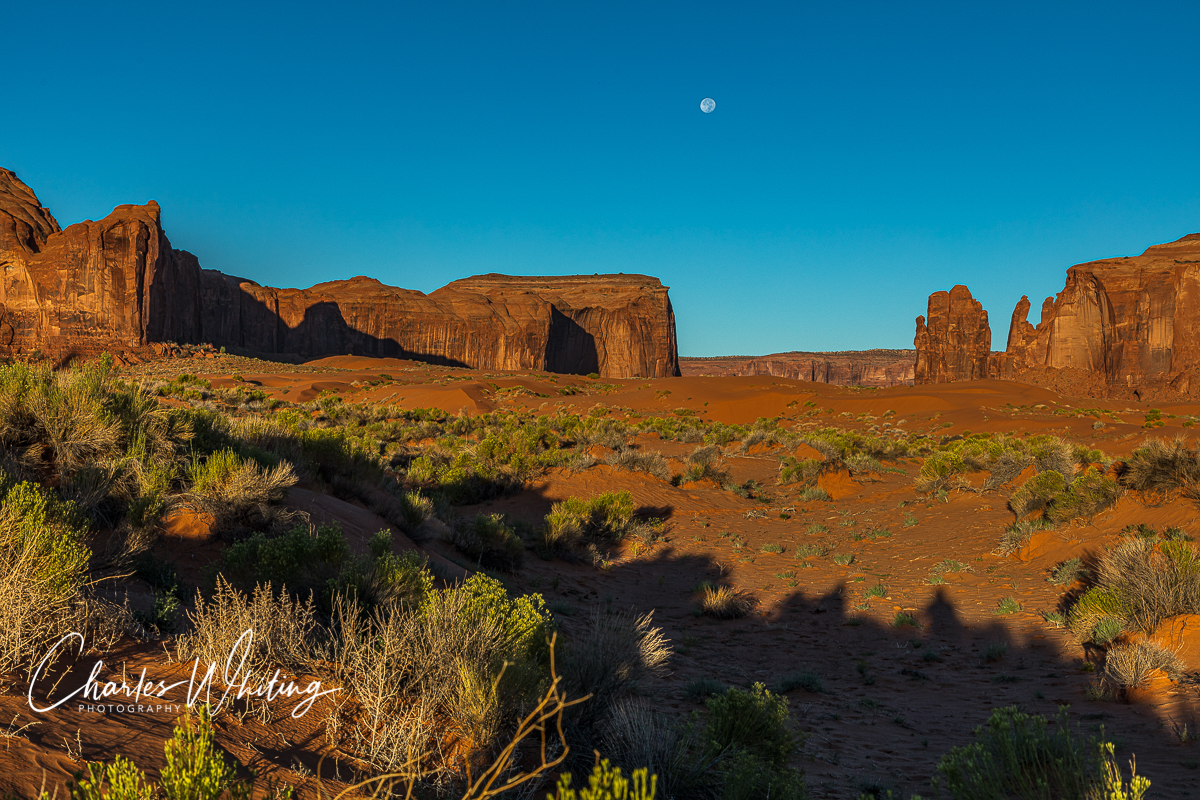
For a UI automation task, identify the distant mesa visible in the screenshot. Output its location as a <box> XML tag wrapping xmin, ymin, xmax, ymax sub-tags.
<box><xmin>914</xmin><ymin>233</ymin><xmax>1200</xmax><ymax>398</ymax></box>
<box><xmin>681</xmin><ymin>350</ymin><xmax>915</xmax><ymax>387</ymax></box>
<box><xmin>0</xmin><ymin>168</ymin><xmax>680</xmax><ymax>378</ymax></box>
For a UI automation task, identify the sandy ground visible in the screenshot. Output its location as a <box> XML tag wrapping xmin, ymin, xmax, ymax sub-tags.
<box><xmin>3</xmin><ymin>355</ymin><xmax>1200</xmax><ymax>798</ymax></box>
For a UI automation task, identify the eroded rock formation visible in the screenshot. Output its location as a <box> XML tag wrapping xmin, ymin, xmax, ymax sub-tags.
<box><xmin>681</xmin><ymin>350</ymin><xmax>915</xmax><ymax>387</ymax></box>
<box><xmin>0</xmin><ymin>169</ymin><xmax>679</xmax><ymax>377</ymax></box>
<box><xmin>1006</xmin><ymin>234</ymin><xmax>1200</xmax><ymax>390</ymax></box>
<box><xmin>913</xmin><ymin>285</ymin><xmax>994</xmax><ymax>384</ymax></box>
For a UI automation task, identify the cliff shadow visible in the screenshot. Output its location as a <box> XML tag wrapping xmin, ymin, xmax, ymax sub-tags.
<box><xmin>195</xmin><ymin>286</ymin><xmax>605</xmax><ymax>375</ymax></box>
<box><xmin>506</xmin><ymin>541</ymin><xmax>1200</xmax><ymax>798</ymax></box>
<box><xmin>545</xmin><ymin>308</ymin><xmax>599</xmax><ymax>375</ymax></box>
<box><xmin>200</xmin><ymin>291</ymin><xmax>472</xmax><ymax>368</ymax></box>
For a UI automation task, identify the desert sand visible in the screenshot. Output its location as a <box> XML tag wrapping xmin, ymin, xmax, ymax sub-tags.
<box><xmin>3</xmin><ymin>352</ymin><xmax>1200</xmax><ymax>799</ymax></box>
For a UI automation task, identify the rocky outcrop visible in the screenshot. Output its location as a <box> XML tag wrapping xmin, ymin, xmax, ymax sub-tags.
<box><xmin>914</xmin><ymin>285</ymin><xmax>995</xmax><ymax>384</ymax></box>
<box><xmin>681</xmin><ymin>350</ymin><xmax>915</xmax><ymax>387</ymax></box>
<box><xmin>1005</xmin><ymin>234</ymin><xmax>1200</xmax><ymax>390</ymax></box>
<box><xmin>0</xmin><ymin>169</ymin><xmax>679</xmax><ymax>377</ymax></box>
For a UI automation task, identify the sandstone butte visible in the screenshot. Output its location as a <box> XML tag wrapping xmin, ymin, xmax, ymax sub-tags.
<box><xmin>681</xmin><ymin>350</ymin><xmax>915</xmax><ymax>387</ymax></box>
<box><xmin>913</xmin><ymin>285</ymin><xmax>996</xmax><ymax>384</ymax></box>
<box><xmin>915</xmin><ymin>233</ymin><xmax>1200</xmax><ymax>397</ymax></box>
<box><xmin>0</xmin><ymin>169</ymin><xmax>680</xmax><ymax>378</ymax></box>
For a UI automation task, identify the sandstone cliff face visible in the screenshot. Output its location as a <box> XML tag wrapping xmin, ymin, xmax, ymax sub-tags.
<box><xmin>1006</xmin><ymin>234</ymin><xmax>1200</xmax><ymax>389</ymax></box>
<box><xmin>199</xmin><ymin>272</ymin><xmax>679</xmax><ymax>377</ymax></box>
<box><xmin>0</xmin><ymin>170</ymin><xmax>202</xmax><ymax>356</ymax></box>
<box><xmin>914</xmin><ymin>285</ymin><xmax>994</xmax><ymax>384</ymax></box>
<box><xmin>681</xmin><ymin>350</ymin><xmax>915</xmax><ymax>387</ymax></box>
<box><xmin>0</xmin><ymin>169</ymin><xmax>679</xmax><ymax>378</ymax></box>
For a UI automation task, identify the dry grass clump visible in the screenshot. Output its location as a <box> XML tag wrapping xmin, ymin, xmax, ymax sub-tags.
<box><xmin>1068</xmin><ymin>537</ymin><xmax>1200</xmax><ymax>644</ymax></box>
<box><xmin>599</xmin><ymin>699</ymin><xmax>711</xmax><ymax>800</ymax></box>
<box><xmin>177</xmin><ymin>576</ymin><xmax>319</xmax><ymax>679</ymax></box>
<box><xmin>561</xmin><ymin>609</ymin><xmax>671</xmax><ymax>731</ymax></box>
<box><xmin>187</xmin><ymin>447</ymin><xmax>297</xmax><ymax>528</ymax></box>
<box><xmin>777</xmin><ymin>455</ymin><xmax>823</xmax><ymax>487</ymax></box>
<box><xmin>604</xmin><ymin>447</ymin><xmax>670</xmax><ymax>481</ymax></box>
<box><xmin>697</xmin><ymin>585</ymin><xmax>758</xmax><ymax>619</ymax></box>
<box><xmin>1103</xmin><ymin>641</ymin><xmax>1185</xmax><ymax>687</ymax></box>
<box><xmin>446</xmin><ymin>512</ymin><xmax>525</xmax><ymax>572</ymax></box>
<box><xmin>1121</xmin><ymin>435</ymin><xmax>1200</xmax><ymax>497</ymax></box>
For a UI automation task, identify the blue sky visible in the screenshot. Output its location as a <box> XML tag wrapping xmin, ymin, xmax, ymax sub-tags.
<box><xmin>4</xmin><ymin>2</ymin><xmax>1198</xmax><ymax>356</ymax></box>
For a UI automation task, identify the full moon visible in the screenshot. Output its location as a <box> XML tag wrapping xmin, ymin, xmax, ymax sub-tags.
<box><xmin>700</xmin><ymin>97</ymin><xmax>716</xmax><ymax>113</ymax></box>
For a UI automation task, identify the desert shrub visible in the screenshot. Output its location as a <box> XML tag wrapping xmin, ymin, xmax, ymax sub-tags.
<box><xmin>69</xmin><ymin>706</ymin><xmax>249</xmax><ymax>800</ymax></box>
<box><xmin>704</xmin><ymin>422</ymin><xmax>747</xmax><ymax>447</ymax></box>
<box><xmin>1009</xmin><ymin>470</ymin><xmax>1067</xmax><ymax>519</ymax></box>
<box><xmin>219</xmin><ymin>522</ymin><xmax>350</xmax><ymax>595</ymax></box>
<box><xmin>915</xmin><ymin>450</ymin><xmax>966</xmax><ymax>494</ymax></box>
<box><xmin>1090</xmin><ymin>616</ymin><xmax>1124</xmax><ymax>645</ymax></box>
<box><xmin>684</xmin><ymin>677</ymin><xmax>728</xmax><ymax>701</ymax></box>
<box><xmin>798</xmin><ymin>486</ymin><xmax>830</xmax><ymax>502</ymax></box>
<box><xmin>1120</xmin><ymin>435</ymin><xmax>1200</xmax><ymax>497</ymax></box>
<box><xmin>845</xmin><ymin>452</ymin><xmax>883</xmax><ymax>476</ymax></box>
<box><xmin>605</xmin><ymin>448</ymin><xmax>670</xmax><ymax>481</ymax></box>
<box><xmin>366</xmin><ymin>489</ymin><xmax>433</xmax><ymax>536</ymax></box>
<box><xmin>1073</xmin><ymin>445</ymin><xmax>1105</xmax><ymax>470</ymax></box>
<box><xmin>407</xmin><ymin>446</ymin><xmax>521</xmax><ymax>505</ymax></box>
<box><xmin>1030</xmin><ymin>437</ymin><xmax>1075</xmax><ymax>477</ymax></box>
<box><xmin>0</xmin><ymin>475</ymin><xmax>91</xmax><ymax>673</ymax></box>
<box><xmin>362</xmin><ymin>531</ymin><xmax>437</xmax><ymax>608</ymax></box>
<box><xmin>933</xmin><ymin>705</ymin><xmax>1149</xmax><ymax>799</ymax></box>
<box><xmin>327</xmin><ymin>574</ymin><xmax>552</xmax><ymax>775</ymax></box>
<box><xmin>777</xmin><ymin>456</ymin><xmax>822</xmax><ymax>486</ymax></box>
<box><xmin>1104</xmin><ymin>641</ymin><xmax>1185</xmax><ymax>686</ymax></box>
<box><xmin>1068</xmin><ymin>587</ymin><xmax>1126</xmax><ymax>643</ymax></box>
<box><xmin>698</xmin><ymin>585</ymin><xmax>758</xmax><ymax>619</ymax></box>
<box><xmin>1046</xmin><ymin>468</ymin><xmax>1120</xmax><ymax>524</ymax></box>
<box><xmin>187</xmin><ymin>447</ymin><xmax>297</xmax><ymax>527</ymax></box>
<box><xmin>444</xmin><ymin>573</ymin><xmax>553</xmax><ymax>662</ymax></box>
<box><xmin>775</xmin><ymin>670</ymin><xmax>823</xmax><ymax>694</ymax></box>
<box><xmin>446</xmin><ymin>512</ymin><xmax>525</xmax><ymax>571</ymax></box>
<box><xmin>739</xmin><ymin>417</ymin><xmax>787</xmax><ymax>452</ymax></box>
<box><xmin>704</xmin><ymin>683</ymin><xmax>802</xmax><ymax>768</ymax></box>
<box><xmin>995</xmin><ymin>518</ymin><xmax>1054</xmax><ymax>556</ymax></box>
<box><xmin>720</xmin><ymin>748</ymin><xmax>808</xmax><ymax>800</ymax></box>
<box><xmin>683</xmin><ymin>445</ymin><xmax>730</xmax><ymax>484</ymax></box>
<box><xmin>981</xmin><ymin>450</ymin><xmax>1034</xmax><ymax>490</ymax></box>
<box><xmin>1087</xmin><ymin>537</ymin><xmax>1200</xmax><ymax>634</ymax></box>
<box><xmin>541</xmin><ymin>492</ymin><xmax>637</xmax><ymax>556</ymax></box>
<box><xmin>177</xmin><ymin>576</ymin><xmax>319</xmax><ymax>679</ymax></box>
